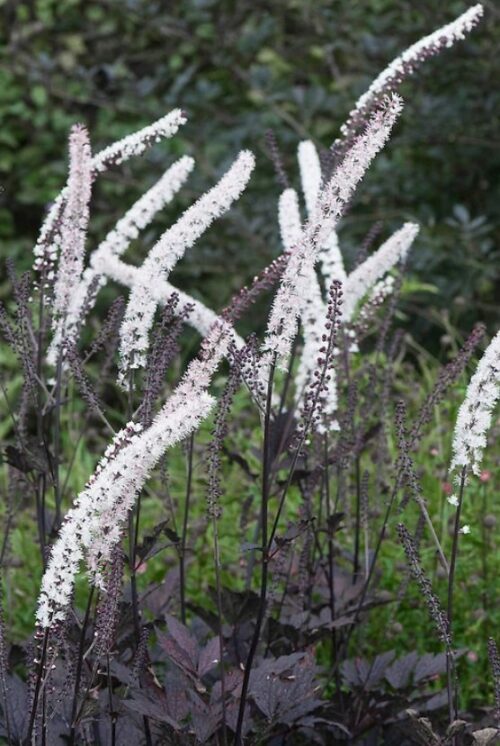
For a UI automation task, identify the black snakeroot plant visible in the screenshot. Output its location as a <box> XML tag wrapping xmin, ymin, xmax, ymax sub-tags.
<box><xmin>0</xmin><ymin>4</ymin><xmax>499</xmax><ymax>745</ymax></box>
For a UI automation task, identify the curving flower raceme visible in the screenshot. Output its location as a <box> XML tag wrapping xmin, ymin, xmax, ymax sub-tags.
<box><xmin>334</xmin><ymin>5</ymin><xmax>484</xmax><ymax>152</ymax></box>
<box><xmin>273</xmin><ymin>122</ymin><xmax>417</xmax><ymax>432</ymax></box>
<box><xmin>263</xmin><ymin>94</ymin><xmax>403</xmax><ymax>367</ymax></box>
<box><xmin>118</xmin><ymin>150</ymin><xmax>255</xmax><ymax>381</ymax></box>
<box><xmin>342</xmin><ymin>222</ymin><xmax>419</xmax><ymax>321</ymax></box>
<box><xmin>36</xmin><ymin>320</ymin><xmax>233</xmax><ymax>628</ymax></box>
<box><xmin>50</xmin><ymin>124</ymin><xmax>92</xmax><ymax>358</ymax></box>
<box><xmin>34</xmin><ymin>109</ymin><xmax>187</xmax><ymax>277</ymax></box>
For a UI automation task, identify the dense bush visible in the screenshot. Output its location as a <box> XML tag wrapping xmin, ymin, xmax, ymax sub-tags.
<box><xmin>0</xmin><ymin>4</ymin><xmax>498</xmax><ymax>746</ymax></box>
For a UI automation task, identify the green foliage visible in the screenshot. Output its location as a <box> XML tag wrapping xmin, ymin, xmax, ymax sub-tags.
<box><xmin>1</xmin><ymin>0</ymin><xmax>499</xmax><ymax>341</ymax></box>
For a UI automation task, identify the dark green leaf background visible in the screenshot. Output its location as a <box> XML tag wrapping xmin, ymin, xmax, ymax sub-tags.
<box><xmin>1</xmin><ymin>0</ymin><xmax>498</xmax><ymax>343</ymax></box>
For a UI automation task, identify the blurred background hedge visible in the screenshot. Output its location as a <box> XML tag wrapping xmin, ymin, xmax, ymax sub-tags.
<box><xmin>1</xmin><ymin>0</ymin><xmax>499</xmax><ymax>345</ymax></box>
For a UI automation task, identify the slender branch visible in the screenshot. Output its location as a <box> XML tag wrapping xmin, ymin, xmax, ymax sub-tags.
<box><xmin>212</xmin><ymin>519</ymin><xmax>228</xmax><ymax>746</ymax></box>
<box><xmin>446</xmin><ymin>466</ymin><xmax>467</xmax><ymax>726</ymax></box>
<box><xmin>68</xmin><ymin>587</ymin><xmax>95</xmax><ymax>746</ymax></box>
<box><xmin>26</xmin><ymin>628</ymin><xmax>49</xmax><ymax>744</ymax></box>
<box><xmin>234</xmin><ymin>356</ymin><xmax>276</xmax><ymax>745</ymax></box>
<box><xmin>179</xmin><ymin>433</ymin><xmax>195</xmax><ymax>625</ymax></box>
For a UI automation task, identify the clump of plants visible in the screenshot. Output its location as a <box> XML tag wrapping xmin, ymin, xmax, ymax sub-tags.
<box><xmin>0</xmin><ymin>5</ymin><xmax>498</xmax><ymax>745</ymax></box>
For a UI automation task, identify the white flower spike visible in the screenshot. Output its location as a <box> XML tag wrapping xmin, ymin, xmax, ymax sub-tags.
<box><xmin>451</xmin><ymin>330</ymin><xmax>500</xmax><ymax>477</ymax></box>
<box><xmin>264</xmin><ymin>94</ymin><xmax>403</xmax><ymax>365</ymax></box>
<box><xmin>119</xmin><ymin>150</ymin><xmax>255</xmax><ymax>380</ymax></box>
<box><xmin>37</xmin><ymin>320</ymin><xmax>232</xmax><ymax>628</ymax></box>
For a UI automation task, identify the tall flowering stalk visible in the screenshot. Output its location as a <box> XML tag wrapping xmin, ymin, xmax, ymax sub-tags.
<box><xmin>446</xmin><ymin>329</ymin><xmax>499</xmax><ymax>722</ymax></box>
<box><xmin>283</xmin><ymin>132</ymin><xmax>418</xmax><ymax>431</ymax></box>
<box><xmin>36</xmin><ymin>320</ymin><xmax>232</xmax><ymax>628</ymax></box>
<box><xmin>296</xmin><ymin>223</ymin><xmax>417</xmax><ymax>416</ymax></box>
<box><xmin>319</xmin><ymin>230</ymin><xmax>346</xmax><ymax>290</ymax></box>
<box><xmin>62</xmin><ymin>147</ymin><xmax>247</xmax><ymax>354</ymax></box>
<box><xmin>397</xmin><ymin>523</ymin><xmax>451</xmax><ymax>648</ymax></box>
<box><xmin>119</xmin><ymin>150</ymin><xmax>255</xmax><ymax>380</ymax></box>
<box><xmin>293</xmin><ymin>263</ymin><xmax>335</xmax><ymax>418</ymax></box>
<box><xmin>297</xmin><ymin>139</ymin><xmax>323</xmax><ymax>216</ymax></box>
<box><xmin>277</xmin><ymin>143</ymin><xmax>342</xmax><ymax>428</ymax></box>
<box><xmin>33</xmin><ymin>109</ymin><xmax>187</xmax><ymax>276</ymax></box>
<box><xmin>263</xmin><ymin>93</ymin><xmax>403</xmax><ymax>366</ymax></box>
<box><xmin>299</xmin><ymin>279</ymin><xmax>344</xmax><ymax>435</ymax></box>
<box><xmin>333</xmin><ymin>4</ymin><xmax>484</xmax><ymax>154</ymax></box>
<box><xmin>342</xmin><ymin>222</ymin><xmax>418</xmax><ymax>320</ymax></box>
<box><xmin>278</xmin><ymin>188</ymin><xmax>302</xmax><ymax>252</ymax></box>
<box><xmin>450</xmin><ymin>329</ymin><xmax>500</xmax><ymax>478</ymax></box>
<box><xmin>297</xmin><ymin>140</ymin><xmax>346</xmax><ymax>286</ymax></box>
<box><xmin>48</xmin><ymin>156</ymin><xmax>195</xmax><ymax>363</ymax></box>
<box><xmin>91</xmin><ymin>110</ymin><xmax>188</xmax><ymax>173</ymax></box>
<box><xmin>50</xmin><ymin>125</ymin><xmax>92</xmax><ymax>352</ymax></box>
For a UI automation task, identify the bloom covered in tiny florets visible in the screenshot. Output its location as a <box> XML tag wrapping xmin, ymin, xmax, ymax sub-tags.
<box><xmin>36</xmin><ymin>321</ymin><xmax>233</xmax><ymax>628</ymax></box>
<box><xmin>450</xmin><ymin>330</ymin><xmax>500</xmax><ymax>477</ymax></box>
<box><xmin>335</xmin><ymin>5</ymin><xmax>484</xmax><ymax>151</ymax></box>
<box><xmin>118</xmin><ymin>150</ymin><xmax>255</xmax><ymax>381</ymax></box>
<box><xmin>264</xmin><ymin>94</ymin><xmax>403</xmax><ymax>366</ymax></box>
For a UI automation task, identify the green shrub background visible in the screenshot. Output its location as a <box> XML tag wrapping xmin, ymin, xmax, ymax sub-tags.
<box><xmin>1</xmin><ymin>0</ymin><xmax>499</xmax><ymax>339</ymax></box>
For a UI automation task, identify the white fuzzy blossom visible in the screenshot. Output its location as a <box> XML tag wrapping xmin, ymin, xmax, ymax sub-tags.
<box><xmin>284</xmin><ymin>4</ymin><xmax>483</xmax><ymax>424</ymax></box>
<box><xmin>369</xmin><ymin>274</ymin><xmax>395</xmax><ymax>303</ymax></box>
<box><xmin>352</xmin><ymin>275</ymin><xmax>396</xmax><ymax>339</ymax></box>
<box><xmin>33</xmin><ymin>194</ymin><xmax>66</xmax><ymax>274</ymax></box>
<box><xmin>91</xmin><ymin>156</ymin><xmax>195</xmax><ymax>270</ymax></box>
<box><xmin>272</xmin><ymin>116</ymin><xmax>410</xmax><ymax>432</ymax></box>
<box><xmin>51</xmin><ymin>125</ymin><xmax>92</xmax><ymax>351</ymax></box>
<box><xmin>91</xmin><ymin>109</ymin><xmax>187</xmax><ymax>173</ymax></box>
<box><xmin>264</xmin><ymin>94</ymin><xmax>403</xmax><ymax>366</ymax></box>
<box><xmin>297</xmin><ymin>140</ymin><xmax>345</xmax><ymax>285</ymax></box>
<box><xmin>33</xmin><ymin>109</ymin><xmax>187</xmax><ymax>274</ymax></box>
<box><xmin>294</xmin><ymin>263</ymin><xmax>327</xmax><ymax>398</ymax></box>
<box><xmin>278</xmin><ymin>188</ymin><xmax>302</xmax><ymax>251</ymax></box>
<box><xmin>337</xmin><ymin>5</ymin><xmax>484</xmax><ymax>146</ymax></box>
<box><xmin>362</xmin><ymin>274</ymin><xmax>396</xmax><ymax>309</ymax></box>
<box><xmin>291</xmin><ymin>219</ymin><xmax>415</xmax><ymax>431</ymax></box>
<box><xmin>342</xmin><ymin>222</ymin><xmax>419</xmax><ymax>321</ymax></box>
<box><xmin>279</xmin><ymin>142</ymin><xmax>345</xmax><ymax>430</ymax></box>
<box><xmin>450</xmin><ymin>330</ymin><xmax>500</xmax><ymax>477</ymax></box>
<box><xmin>276</xmin><ymin>162</ymin><xmax>338</xmax><ymax>418</ymax></box>
<box><xmin>119</xmin><ymin>150</ymin><xmax>255</xmax><ymax>380</ymax></box>
<box><xmin>48</xmin><ymin>156</ymin><xmax>195</xmax><ymax>364</ymax></box>
<box><xmin>298</xmin><ymin>140</ymin><xmax>322</xmax><ymax>216</ymax></box>
<box><xmin>298</xmin><ymin>222</ymin><xmax>415</xmax><ymax>433</ymax></box>
<box><xmin>318</xmin><ymin>229</ymin><xmax>346</xmax><ymax>288</ymax></box>
<box><xmin>317</xmin><ymin>95</ymin><xmax>403</xmax><ymax>245</ymax></box>
<box><xmin>287</xmin><ymin>138</ymin><xmax>346</xmax><ymax>286</ymax></box>
<box><xmin>351</xmin><ymin>5</ymin><xmax>483</xmax><ymax>117</ymax></box>
<box><xmin>37</xmin><ymin>320</ymin><xmax>232</xmax><ymax>628</ymax></box>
